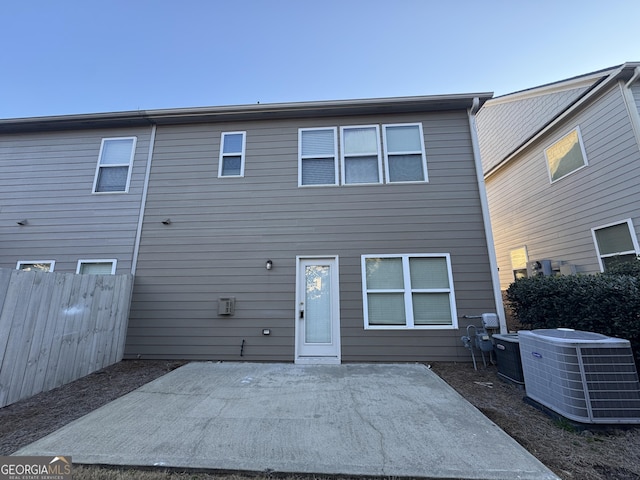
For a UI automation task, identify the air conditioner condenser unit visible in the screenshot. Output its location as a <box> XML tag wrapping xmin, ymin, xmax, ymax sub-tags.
<box><xmin>519</xmin><ymin>329</ymin><xmax>640</xmax><ymax>424</ymax></box>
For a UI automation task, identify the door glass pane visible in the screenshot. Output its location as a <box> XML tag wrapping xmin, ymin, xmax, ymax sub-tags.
<box><xmin>409</xmin><ymin>257</ymin><xmax>449</xmax><ymax>289</ymax></box>
<box><xmin>388</xmin><ymin>154</ymin><xmax>424</xmax><ymax>182</ymax></box>
<box><xmin>385</xmin><ymin>125</ymin><xmax>421</xmax><ymax>152</ymax></box>
<box><xmin>368</xmin><ymin>293</ymin><xmax>405</xmax><ymax>325</ymax></box>
<box><xmin>345</xmin><ymin>156</ymin><xmax>379</xmax><ymax>184</ymax></box>
<box><xmin>305</xmin><ymin>265</ymin><xmax>331</xmax><ymax>343</ymax></box>
<box><xmin>413</xmin><ymin>293</ymin><xmax>452</xmax><ymax>325</ymax></box>
<box><xmin>301</xmin><ymin>158</ymin><xmax>336</xmax><ymax>185</ymax></box>
<box><xmin>595</xmin><ymin>223</ymin><xmax>634</xmax><ymax>255</ymax></box>
<box><xmin>366</xmin><ymin>257</ymin><xmax>403</xmax><ymax>289</ymax></box>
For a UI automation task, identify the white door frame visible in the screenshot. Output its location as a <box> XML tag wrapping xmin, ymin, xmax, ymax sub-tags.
<box><xmin>295</xmin><ymin>256</ymin><xmax>341</xmax><ymax>364</ymax></box>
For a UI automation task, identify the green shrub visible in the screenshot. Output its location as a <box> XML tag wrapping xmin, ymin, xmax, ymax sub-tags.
<box><xmin>506</xmin><ymin>273</ymin><xmax>640</xmax><ymax>367</ymax></box>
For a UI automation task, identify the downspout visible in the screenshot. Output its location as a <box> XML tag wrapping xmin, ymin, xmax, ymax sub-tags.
<box><xmin>468</xmin><ymin>98</ymin><xmax>507</xmax><ymax>333</ymax></box>
<box><xmin>131</xmin><ymin>124</ymin><xmax>157</xmax><ymax>275</ymax></box>
<box><xmin>621</xmin><ymin>67</ymin><xmax>640</xmax><ymax>156</ymax></box>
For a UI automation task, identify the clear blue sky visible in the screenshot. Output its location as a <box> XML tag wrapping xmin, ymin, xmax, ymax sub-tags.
<box><xmin>2</xmin><ymin>0</ymin><xmax>639</xmax><ymax>119</ymax></box>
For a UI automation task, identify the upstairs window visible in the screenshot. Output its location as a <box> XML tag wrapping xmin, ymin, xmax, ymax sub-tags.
<box><xmin>93</xmin><ymin>137</ymin><xmax>136</xmax><ymax>193</ymax></box>
<box><xmin>17</xmin><ymin>261</ymin><xmax>55</xmax><ymax>272</ymax></box>
<box><xmin>77</xmin><ymin>259</ymin><xmax>117</xmax><ymax>274</ymax></box>
<box><xmin>340</xmin><ymin>126</ymin><xmax>382</xmax><ymax>184</ymax></box>
<box><xmin>219</xmin><ymin>132</ymin><xmax>246</xmax><ymax>177</ymax></box>
<box><xmin>592</xmin><ymin>219</ymin><xmax>640</xmax><ymax>272</ymax></box>
<box><xmin>383</xmin><ymin>123</ymin><xmax>427</xmax><ymax>183</ymax></box>
<box><xmin>299</xmin><ymin>128</ymin><xmax>338</xmax><ymax>186</ymax></box>
<box><xmin>545</xmin><ymin>127</ymin><xmax>588</xmax><ymax>183</ymax></box>
<box><xmin>361</xmin><ymin>254</ymin><xmax>457</xmax><ymax>329</ymax></box>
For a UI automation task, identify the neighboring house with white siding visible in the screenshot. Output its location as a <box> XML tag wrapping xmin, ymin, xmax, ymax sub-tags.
<box><xmin>477</xmin><ymin>62</ymin><xmax>640</xmax><ymax>291</ymax></box>
<box><xmin>1</xmin><ymin>93</ymin><xmax>504</xmax><ymax>364</ymax></box>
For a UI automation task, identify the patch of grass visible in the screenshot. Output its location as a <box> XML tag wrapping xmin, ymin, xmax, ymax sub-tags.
<box><xmin>553</xmin><ymin>417</ymin><xmax>577</xmax><ymax>433</ymax></box>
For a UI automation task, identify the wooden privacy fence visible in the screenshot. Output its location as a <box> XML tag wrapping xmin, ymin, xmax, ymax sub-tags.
<box><xmin>0</xmin><ymin>268</ymin><xmax>133</xmax><ymax>408</ymax></box>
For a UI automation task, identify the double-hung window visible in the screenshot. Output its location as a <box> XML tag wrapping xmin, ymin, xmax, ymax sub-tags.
<box><xmin>93</xmin><ymin>137</ymin><xmax>136</xmax><ymax>193</ymax></box>
<box><xmin>362</xmin><ymin>254</ymin><xmax>457</xmax><ymax>329</ymax></box>
<box><xmin>17</xmin><ymin>261</ymin><xmax>55</xmax><ymax>272</ymax></box>
<box><xmin>383</xmin><ymin>123</ymin><xmax>428</xmax><ymax>183</ymax></box>
<box><xmin>219</xmin><ymin>132</ymin><xmax>246</xmax><ymax>177</ymax></box>
<box><xmin>299</xmin><ymin>127</ymin><xmax>338</xmax><ymax>186</ymax></box>
<box><xmin>545</xmin><ymin>127</ymin><xmax>588</xmax><ymax>183</ymax></box>
<box><xmin>77</xmin><ymin>259</ymin><xmax>117</xmax><ymax>275</ymax></box>
<box><xmin>591</xmin><ymin>219</ymin><xmax>640</xmax><ymax>271</ymax></box>
<box><xmin>340</xmin><ymin>126</ymin><xmax>382</xmax><ymax>184</ymax></box>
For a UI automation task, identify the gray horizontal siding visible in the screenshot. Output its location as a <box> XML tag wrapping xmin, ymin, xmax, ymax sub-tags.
<box><xmin>126</xmin><ymin>110</ymin><xmax>498</xmax><ymax>362</ymax></box>
<box><xmin>486</xmin><ymin>84</ymin><xmax>640</xmax><ymax>289</ymax></box>
<box><xmin>0</xmin><ymin>127</ymin><xmax>152</xmax><ymax>274</ymax></box>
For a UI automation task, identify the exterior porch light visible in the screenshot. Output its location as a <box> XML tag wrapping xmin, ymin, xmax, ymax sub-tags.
<box><xmin>266</xmin><ymin>260</ymin><xmax>273</xmax><ymax>270</ymax></box>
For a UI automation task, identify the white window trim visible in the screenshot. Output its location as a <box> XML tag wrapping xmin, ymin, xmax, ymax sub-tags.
<box><xmin>218</xmin><ymin>131</ymin><xmax>246</xmax><ymax>178</ymax></box>
<box><xmin>76</xmin><ymin>259</ymin><xmax>118</xmax><ymax>275</ymax></box>
<box><xmin>92</xmin><ymin>137</ymin><xmax>137</xmax><ymax>194</ymax></box>
<box><xmin>382</xmin><ymin>123</ymin><xmax>428</xmax><ymax>184</ymax></box>
<box><xmin>16</xmin><ymin>260</ymin><xmax>55</xmax><ymax>272</ymax></box>
<box><xmin>298</xmin><ymin>127</ymin><xmax>339</xmax><ymax>187</ymax></box>
<box><xmin>545</xmin><ymin>126</ymin><xmax>588</xmax><ymax>184</ymax></box>
<box><xmin>339</xmin><ymin>125</ymin><xmax>383</xmax><ymax>185</ymax></box>
<box><xmin>591</xmin><ymin>218</ymin><xmax>640</xmax><ymax>272</ymax></box>
<box><xmin>361</xmin><ymin>253</ymin><xmax>457</xmax><ymax>330</ymax></box>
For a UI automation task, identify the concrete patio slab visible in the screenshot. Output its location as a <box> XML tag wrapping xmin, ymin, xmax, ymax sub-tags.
<box><xmin>14</xmin><ymin>362</ymin><xmax>559</xmax><ymax>479</ymax></box>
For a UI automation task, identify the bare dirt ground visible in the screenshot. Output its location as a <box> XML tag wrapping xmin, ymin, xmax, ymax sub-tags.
<box><xmin>1</xmin><ymin>360</ymin><xmax>639</xmax><ymax>480</ymax></box>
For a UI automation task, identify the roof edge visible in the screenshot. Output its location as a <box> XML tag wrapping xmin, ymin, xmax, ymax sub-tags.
<box><xmin>0</xmin><ymin>93</ymin><xmax>493</xmax><ymax>134</ymax></box>
<box><xmin>484</xmin><ymin>63</ymin><xmax>640</xmax><ymax>179</ymax></box>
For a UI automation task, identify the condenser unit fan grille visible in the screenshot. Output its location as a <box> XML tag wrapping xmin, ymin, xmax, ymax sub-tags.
<box><xmin>580</xmin><ymin>347</ymin><xmax>640</xmax><ymax>419</ymax></box>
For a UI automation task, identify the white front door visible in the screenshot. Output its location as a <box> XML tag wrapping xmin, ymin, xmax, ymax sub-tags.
<box><xmin>295</xmin><ymin>257</ymin><xmax>341</xmax><ymax>364</ymax></box>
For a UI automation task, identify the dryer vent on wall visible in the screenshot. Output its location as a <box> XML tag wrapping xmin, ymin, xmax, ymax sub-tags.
<box><xmin>519</xmin><ymin>329</ymin><xmax>640</xmax><ymax>424</ymax></box>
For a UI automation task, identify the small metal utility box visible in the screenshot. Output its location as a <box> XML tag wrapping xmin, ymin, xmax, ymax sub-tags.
<box><xmin>218</xmin><ymin>297</ymin><xmax>236</xmax><ymax>316</ymax></box>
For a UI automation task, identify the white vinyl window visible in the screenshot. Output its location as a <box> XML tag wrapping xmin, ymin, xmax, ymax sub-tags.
<box><xmin>93</xmin><ymin>137</ymin><xmax>136</xmax><ymax>193</ymax></box>
<box><xmin>218</xmin><ymin>132</ymin><xmax>246</xmax><ymax>177</ymax></box>
<box><xmin>340</xmin><ymin>125</ymin><xmax>382</xmax><ymax>184</ymax></box>
<box><xmin>17</xmin><ymin>260</ymin><xmax>55</xmax><ymax>272</ymax></box>
<box><xmin>299</xmin><ymin>128</ymin><xmax>338</xmax><ymax>186</ymax></box>
<box><xmin>362</xmin><ymin>254</ymin><xmax>457</xmax><ymax>329</ymax></box>
<box><xmin>545</xmin><ymin>127</ymin><xmax>588</xmax><ymax>183</ymax></box>
<box><xmin>383</xmin><ymin>123</ymin><xmax>428</xmax><ymax>183</ymax></box>
<box><xmin>591</xmin><ymin>219</ymin><xmax>640</xmax><ymax>272</ymax></box>
<box><xmin>76</xmin><ymin>259</ymin><xmax>117</xmax><ymax>275</ymax></box>
<box><xmin>510</xmin><ymin>246</ymin><xmax>528</xmax><ymax>280</ymax></box>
